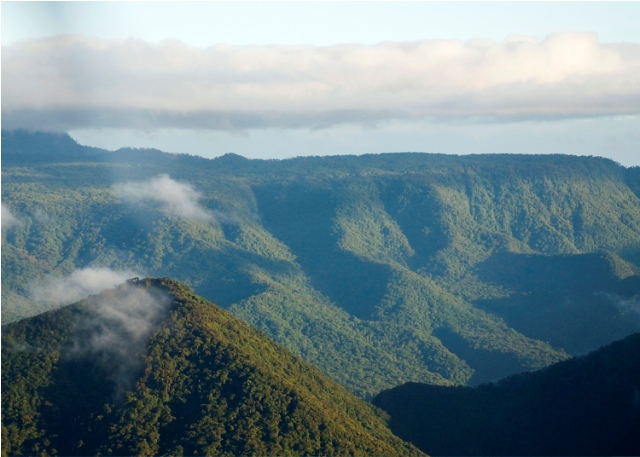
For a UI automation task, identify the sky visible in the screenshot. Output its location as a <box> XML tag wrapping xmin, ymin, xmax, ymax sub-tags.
<box><xmin>2</xmin><ymin>1</ymin><xmax>640</xmax><ymax>166</ymax></box>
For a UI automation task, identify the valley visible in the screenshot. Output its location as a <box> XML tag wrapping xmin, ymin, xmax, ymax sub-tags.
<box><xmin>3</xmin><ymin>131</ymin><xmax>640</xmax><ymax>399</ymax></box>
<box><xmin>2</xmin><ymin>130</ymin><xmax>640</xmax><ymax>455</ymax></box>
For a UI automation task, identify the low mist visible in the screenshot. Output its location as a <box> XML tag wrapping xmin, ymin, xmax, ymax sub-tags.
<box><xmin>66</xmin><ymin>281</ymin><xmax>172</xmax><ymax>400</ymax></box>
<box><xmin>610</xmin><ymin>294</ymin><xmax>640</xmax><ymax>320</ymax></box>
<box><xmin>1</xmin><ymin>202</ymin><xmax>20</xmax><ymax>230</ymax></box>
<box><xmin>29</xmin><ymin>267</ymin><xmax>141</xmax><ymax>308</ymax></box>
<box><xmin>112</xmin><ymin>174</ymin><xmax>215</xmax><ymax>222</ymax></box>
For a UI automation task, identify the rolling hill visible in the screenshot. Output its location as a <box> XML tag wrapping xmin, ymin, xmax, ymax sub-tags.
<box><xmin>1</xmin><ymin>278</ymin><xmax>424</xmax><ymax>457</ymax></box>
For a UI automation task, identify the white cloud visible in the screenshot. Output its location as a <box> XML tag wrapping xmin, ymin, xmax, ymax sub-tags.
<box><xmin>29</xmin><ymin>267</ymin><xmax>140</xmax><ymax>307</ymax></box>
<box><xmin>112</xmin><ymin>174</ymin><xmax>215</xmax><ymax>222</ymax></box>
<box><xmin>3</xmin><ymin>33</ymin><xmax>639</xmax><ymax>132</ymax></box>
<box><xmin>1</xmin><ymin>203</ymin><xmax>20</xmax><ymax>230</ymax></box>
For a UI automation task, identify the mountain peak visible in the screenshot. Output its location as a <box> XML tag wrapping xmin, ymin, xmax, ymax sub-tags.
<box><xmin>217</xmin><ymin>152</ymin><xmax>249</xmax><ymax>161</ymax></box>
<box><xmin>1</xmin><ymin>278</ymin><xmax>424</xmax><ymax>457</ymax></box>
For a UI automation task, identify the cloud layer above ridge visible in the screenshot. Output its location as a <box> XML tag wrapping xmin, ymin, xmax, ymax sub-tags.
<box><xmin>3</xmin><ymin>33</ymin><xmax>640</xmax><ymax>132</ymax></box>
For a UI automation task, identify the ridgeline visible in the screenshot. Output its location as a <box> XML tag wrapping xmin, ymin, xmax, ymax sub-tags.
<box><xmin>3</xmin><ymin>130</ymin><xmax>640</xmax><ymax>398</ymax></box>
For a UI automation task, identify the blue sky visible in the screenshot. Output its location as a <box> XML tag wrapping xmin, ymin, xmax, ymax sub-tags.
<box><xmin>3</xmin><ymin>2</ymin><xmax>640</xmax><ymax>166</ymax></box>
<box><xmin>5</xmin><ymin>2</ymin><xmax>640</xmax><ymax>47</ymax></box>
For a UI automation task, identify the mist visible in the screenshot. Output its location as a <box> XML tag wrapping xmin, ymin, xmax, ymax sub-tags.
<box><xmin>2</xmin><ymin>202</ymin><xmax>20</xmax><ymax>230</ymax></box>
<box><xmin>112</xmin><ymin>174</ymin><xmax>215</xmax><ymax>222</ymax></box>
<box><xmin>66</xmin><ymin>281</ymin><xmax>172</xmax><ymax>400</ymax></box>
<box><xmin>609</xmin><ymin>294</ymin><xmax>640</xmax><ymax>320</ymax></box>
<box><xmin>29</xmin><ymin>267</ymin><xmax>141</xmax><ymax>308</ymax></box>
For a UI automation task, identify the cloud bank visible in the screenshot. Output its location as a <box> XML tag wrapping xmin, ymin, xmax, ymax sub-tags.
<box><xmin>3</xmin><ymin>33</ymin><xmax>640</xmax><ymax>132</ymax></box>
<box><xmin>1</xmin><ymin>203</ymin><xmax>20</xmax><ymax>230</ymax></box>
<box><xmin>29</xmin><ymin>267</ymin><xmax>141</xmax><ymax>307</ymax></box>
<box><xmin>112</xmin><ymin>174</ymin><xmax>215</xmax><ymax>222</ymax></box>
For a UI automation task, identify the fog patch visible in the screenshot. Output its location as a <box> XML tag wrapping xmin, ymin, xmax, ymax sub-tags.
<box><xmin>112</xmin><ymin>174</ymin><xmax>215</xmax><ymax>222</ymax></box>
<box><xmin>2</xmin><ymin>202</ymin><xmax>20</xmax><ymax>230</ymax></box>
<box><xmin>34</xmin><ymin>207</ymin><xmax>52</xmax><ymax>223</ymax></box>
<box><xmin>66</xmin><ymin>282</ymin><xmax>172</xmax><ymax>400</ymax></box>
<box><xmin>29</xmin><ymin>267</ymin><xmax>141</xmax><ymax>308</ymax></box>
<box><xmin>609</xmin><ymin>294</ymin><xmax>640</xmax><ymax>319</ymax></box>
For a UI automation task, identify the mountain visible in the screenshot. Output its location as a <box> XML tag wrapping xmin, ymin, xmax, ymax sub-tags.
<box><xmin>1</xmin><ymin>277</ymin><xmax>424</xmax><ymax>457</ymax></box>
<box><xmin>3</xmin><ymin>130</ymin><xmax>640</xmax><ymax>398</ymax></box>
<box><xmin>373</xmin><ymin>332</ymin><xmax>640</xmax><ymax>456</ymax></box>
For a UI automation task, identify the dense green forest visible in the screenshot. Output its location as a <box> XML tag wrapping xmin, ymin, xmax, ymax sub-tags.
<box><xmin>1</xmin><ymin>278</ymin><xmax>424</xmax><ymax>457</ymax></box>
<box><xmin>3</xmin><ymin>130</ymin><xmax>640</xmax><ymax>398</ymax></box>
<box><xmin>373</xmin><ymin>332</ymin><xmax>640</xmax><ymax>456</ymax></box>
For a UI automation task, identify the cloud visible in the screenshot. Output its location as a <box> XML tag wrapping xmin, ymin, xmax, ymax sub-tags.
<box><xmin>29</xmin><ymin>267</ymin><xmax>141</xmax><ymax>307</ymax></box>
<box><xmin>112</xmin><ymin>174</ymin><xmax>215</xmax><ymax>222</ymax></box>
<box><xmin>2</xmin><ymin>202</ymin><xmax>20</xmax><ymax>230</ymax></box>
<box><xmin>3</xmin><ymin>33</ymin><xmax>640</xmax><ymax>132</ymax></box>
<box><xmin>67</xmin><ymin>281</ymin><xmax>172</xmax><ymax>399</ymax></box>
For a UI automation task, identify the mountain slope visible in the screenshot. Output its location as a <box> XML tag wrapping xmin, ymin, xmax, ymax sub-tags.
<box><xmin>1</xmin><ymin>278</ymin><xmax>424</xmax><ymax>457</ymax></box>
<box><xmin>373</xmin><ymin>333</ymin><xmax>640</xmax><ymax>456</ymax></box>
<box><xmin>3</xmin><ymin>130</ymin><xmax>640</xmax><ymax>398</ymax></box>
<box><xmin>474</xmin><ymin>250</ymin><xmax>640</xmax><ymax>353</ymax></box>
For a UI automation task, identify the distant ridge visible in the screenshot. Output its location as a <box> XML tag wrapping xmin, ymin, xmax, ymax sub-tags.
<box><xmin>1</xmin><ymin>130</ymin><xmax>93</xmax><ymax>161</ymax></box>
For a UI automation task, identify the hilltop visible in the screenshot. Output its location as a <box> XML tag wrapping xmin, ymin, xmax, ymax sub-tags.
<box><xmin>1</xmin><ymin>278</ymin><xmax>424</xmax><ymax>457</ymax></box>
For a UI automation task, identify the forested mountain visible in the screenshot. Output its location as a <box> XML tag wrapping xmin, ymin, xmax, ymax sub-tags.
<box><xmin>373</xmin><ymin>332</ymin><xmax>640</xmax><ymax>456</ymax></box>
<box><xmin>1</xmin><ymin>278</ymin><xmax>424</xmax><ymax>457</ymax></box>
<box><xmin>3</xmin><ymin>130</ymin><xmax>640</xmax><ymax>398</ymax></box>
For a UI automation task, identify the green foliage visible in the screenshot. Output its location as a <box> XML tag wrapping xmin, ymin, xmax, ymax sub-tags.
<box><xmin>3</xmin><ymin>130</ymin><xmax>640</xmax><ymax>398</ymax></box>
<box><xmin>472</xmin><ymin>251</ymin><xmax>640</xmax><ymax>353</ymax></box>
<box><xmin>1</xmin><ymin>279</ymin><xmax>424</xmax><ymax>457</ymax></box>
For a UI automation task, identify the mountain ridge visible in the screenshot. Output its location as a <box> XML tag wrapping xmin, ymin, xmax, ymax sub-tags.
<box><xmin>3</xmin><ymin>129</ymin><xmax>639</xmax><ymax>398</ymax></box>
